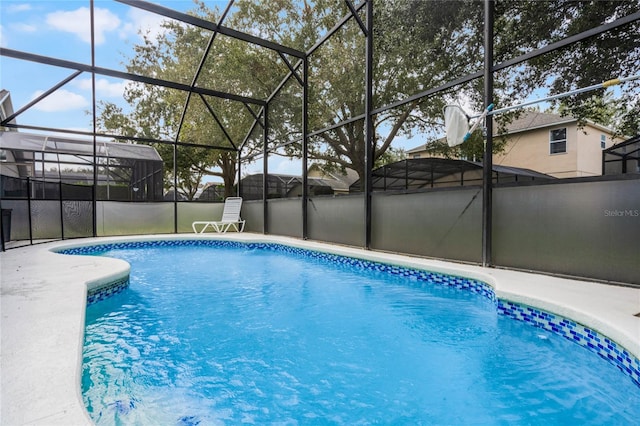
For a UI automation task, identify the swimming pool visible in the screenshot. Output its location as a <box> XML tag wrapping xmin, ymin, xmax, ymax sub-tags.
<box><xmin>70</xmin><ymin>239</ymin><xmax>640</xmax><ymax>424</ymax></box>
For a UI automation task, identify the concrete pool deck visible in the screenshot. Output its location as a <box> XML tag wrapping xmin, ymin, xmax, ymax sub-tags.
<box><xmin>1</xmin><ymin>233</ymin><xmax>639</xmax><ymax>425</ymax></box>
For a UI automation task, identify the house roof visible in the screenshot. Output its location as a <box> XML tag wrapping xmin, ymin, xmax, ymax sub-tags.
<box><xmin>308</xmin><ymin>166</ymin><xmax>360</xmax><ymax>191</ymax></box>
<box><xmin>502</xmin><ymin>111</ymin><xmax>575</xmax><ymax>133</ymax></box>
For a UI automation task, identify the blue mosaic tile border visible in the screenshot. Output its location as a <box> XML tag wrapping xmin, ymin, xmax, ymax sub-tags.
<box><xmin>58</xmin><ymin>240</ymin><xmax>496</xmax><ymax>302</ymax></box>
<box><xmin>86</xmin><ymin>277</ymin><xmax>130</xmax><ymax>306</ymax></box>
<box><xmin>59</xmin><ymin>239</ymin><xmax>640</xmax><ymax>388</ymax></box>
<box><xmin>257</xmin><ymin>243</ymin><xmax>497</xmax><ymax>303</ymax></box>
<box><xmin>498</xmin><ymin>300</ymin><xmax>640</xmax><ymax>387</ymax></box>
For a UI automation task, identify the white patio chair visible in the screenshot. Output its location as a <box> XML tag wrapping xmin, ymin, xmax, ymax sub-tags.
<box><xmin>192</xmin><ymin>197</ymin><xmax>246</xmax><ymax>234</ymax></box>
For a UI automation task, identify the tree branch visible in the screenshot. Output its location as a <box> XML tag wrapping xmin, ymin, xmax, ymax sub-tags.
<box><xmin>375</xmin><ymin>100</ymin><xmax>418</xmax><ymax>157</ymax></box>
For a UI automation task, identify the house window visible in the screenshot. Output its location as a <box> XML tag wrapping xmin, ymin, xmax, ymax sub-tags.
<box><xmin>412</xmin><ymin>154</ymin><xmax>421</xmax><ymax>159</ymax></box>
<box><xmin>601</xmin><ymin>134</ymin><xmax>606</xmax><ymax>149</ymax></box>
<box><xmin>549</xmin><ymin>128</ymin><xmax>566</xmax><ymax>154</ymax></box>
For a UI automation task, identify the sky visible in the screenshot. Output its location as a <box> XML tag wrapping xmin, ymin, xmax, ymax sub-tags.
<box><xmin>0</xmin><ymin>0</ymin><xmax>228</xmax><ymax>129</ymax></box>
<box><xmin>1</xmin><ymin>1</ymin><xmax>194</xmax><ymax>137</ymax></box>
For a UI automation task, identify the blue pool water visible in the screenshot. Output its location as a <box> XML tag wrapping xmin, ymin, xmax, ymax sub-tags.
<box><xmin>81</xmin><ymin>243</ymin><xmax>640</xmax><ymax>425</ymax></box>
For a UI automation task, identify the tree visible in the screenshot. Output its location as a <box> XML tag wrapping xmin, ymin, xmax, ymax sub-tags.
<box><xmin>402</xmin><ymin>0</ymin><xmax>639</xmax><ymax>158</ymax></box>
<box><xmin>305</xmin><ymin>0</ymin><xmax>487</xmax><ymax>187</ymax></box>
<box><xmin>493</xmin><ymin>0</ymin><xmax>640</xmax><ymax>136</ymax></box>
<box><xmin>97</xmin><ymin>3</ymin><xmax>282</xmax><ymax>200</ymax></box>
<box><xmin>98</xmin><ymin>0</ymin><xmax>639</xmax><ymax>198</ymax></box>
<box><xmin>251</xmin><ymin>0</ymin><xmax>488</xmax><ymax>188</ymax></box>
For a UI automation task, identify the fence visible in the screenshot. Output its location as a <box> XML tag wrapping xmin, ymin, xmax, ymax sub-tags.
<box><xmin>2</xmin><ymin>174</ymin><xmax>638</xmax><ymax>286</ymax></box>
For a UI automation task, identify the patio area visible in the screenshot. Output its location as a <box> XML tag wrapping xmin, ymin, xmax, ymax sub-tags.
<box><xmin>1</xmin><ymin>233</ymin><xmax>639</xmax><ymax>424</ymax></box>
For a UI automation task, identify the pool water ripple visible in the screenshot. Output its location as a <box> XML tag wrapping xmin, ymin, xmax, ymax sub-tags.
<box><xmin>81</xmin><ymin>243</ymin><xmax>640</xmax><ymax>425</ymax></box>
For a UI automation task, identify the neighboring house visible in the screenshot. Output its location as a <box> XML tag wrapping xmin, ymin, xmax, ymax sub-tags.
<box><xmin>196</xmin><ymin>182</ymin><xmax>226</xmax><ymax>202</ymax></box>
<box><xmin>0</xmin><ymin>131</ymin><xmax>165</xmax><ymax>201</ymax></box>
<box><xmin>407</xmin><ymin>111</ymin><xmax>623</xmax><ymax>178</ymax></box>
<box><xmin>239</xmin><ymin>173</ymin><xmax>335</xmax><ymax>200</ymax></box>
<box><xmin>1</xmin><ymin>91</ymin><xmax>164</xmax><ymax>201</ymax></box>
<box><xmin>238</xmin><ymin>169</ymin><xmax>359</xmax><ymax>200</ymax></box>
<box><xmin>307</xmin><ymin>164</ymin><xmax>359</xmax><ymax>194</ymax></box>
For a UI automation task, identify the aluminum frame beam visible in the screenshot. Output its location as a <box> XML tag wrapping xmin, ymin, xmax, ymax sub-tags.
<box><xmin>175</xmin><ymin>0</ymin><xmax>234</xmax><ymax>149</ymax></box>
<box><xmin>116</xmin><ymin>0</ymin><xmax>305</xmax><ymax>59</ymax></box>
<box><xmin>0</xmin><ymin>48</ymin><xmax>265</xmax><ymax>107</ymax></box>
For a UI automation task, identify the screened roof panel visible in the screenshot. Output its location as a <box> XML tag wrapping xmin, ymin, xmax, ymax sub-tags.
<box><xmin>603</xmin><ymin>135</ymin><xmax>640</xmax><ymax>175</ymax></box>
<box><xmin>94</xmin><ymin>2</ymin><xmax>180</xmax><ymax>74</ymax></box>
<box><xmin>349</xmin><ymin>158</ymin><xmax>556</xmax><ymax>191</ymax></box>
<box><xmin>201</xmin><ymin>95</ymin><xmax>257</xmax><ymax>147</ymax></box>
<box><xmin>309</xmin><ymin>14</ymin><xmax>366</xmax><ymax>128</ymax></box>
<box><xmin>604</xmin><ymin>135</ymin><xmax>640</xmax><ymax>159</ymax></box>
<box><xmin>0</xmin><ymin>131</ymin><xmax>162</xmax><ymax>161</ymax></box>
<box><xmin>0</xmin><ymin>57</ymin><xmax>95</xmax><ymax>132</ymax></box>
<box><xmin>178</xmin><ymin>95</ymin><xmax>237</xmax><ymax>149</ymax></box>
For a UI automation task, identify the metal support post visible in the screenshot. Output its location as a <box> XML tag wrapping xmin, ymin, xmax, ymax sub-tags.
<box><xmin>262</xmin><ymin>105</ymin><xmax>269</xmax><ymax>234</ymax></box>
<box><xmin>364</xmin><ymin>0</ymin><xmax>374</xmax><ymax>249</ymax></box>
<box><xmin>90</xmin><ymin>0</ymin><xmax>98</xmax><ymax>237</ymax></box>
<box><xmin>302</xmin><ymin>56</ymin><xmax>309</xmax><ymax>240</ymax></box>
<box><xmin>237</xmin><ymin>151</ymin><xmax>242</xmax><ymax>197</ymax></box>
<box><xmin>482</xmin><ymin>0</ymin><xmax>494</xmax><ymax>267</ymax></box>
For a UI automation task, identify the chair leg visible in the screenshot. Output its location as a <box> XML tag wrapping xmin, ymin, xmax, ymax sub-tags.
<box><xmin>193</xmin><ymin>223</ymin><xmax>214</xmax><ymax>234</ymax></box>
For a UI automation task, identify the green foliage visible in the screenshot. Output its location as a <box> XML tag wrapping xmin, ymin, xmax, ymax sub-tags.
<box><xmin>97</xmin><ymin>4</ymin><xmax>262</xmax><ymax>200</ymax></box>
<box><xmin>375</xmin><ymin>147</ymin><xmax>407</xmax><ymax>168</ymax></box>
<box><xmin>493</xmin><ymin>0</ymin><xmax>639</xmax><ymax>136</ymax></box>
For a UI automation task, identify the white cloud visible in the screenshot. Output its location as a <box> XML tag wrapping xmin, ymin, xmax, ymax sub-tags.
<box><xmin>31</xmin><ymin>89</ymin><xmax>89</xmax><ymax>112</ymax></box>
<box><xmin>121</xmin><ymin>8</ymin><xmax>170</xmax><ymax>43</ymax></box>
<box><xmin>7</xmin><ymin>4</ymin><xmax>32</xmax><ymax>13</ymax></box>
<box><xmin>75</xmin><ymin>78</ymin><xmax>126</xmax><ymax>98</ymax></box>
<box><xmin>94</xmin><ymin>78</ymin><xmax>127</xmax><ymax>98</ymax></box>
<box><xmin>0</xmin><ymin>24</ymin><xmax>6</xmax><ymax>47</ymax></box>
<box><xmin>10</xmin><ymin>22</ymin><xmax>37</xmax><ymax>33</ymax></box>
<box><xmin>46</xmin><ymin>7</ymin><xmax>120</xmax><ymax>45</ymax></box>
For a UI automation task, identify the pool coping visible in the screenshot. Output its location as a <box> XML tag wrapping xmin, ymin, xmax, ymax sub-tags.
<box><xmin>1</xmin><ymin>233</ymin><xmax>639</xmax><ymax>425</ymax></box>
